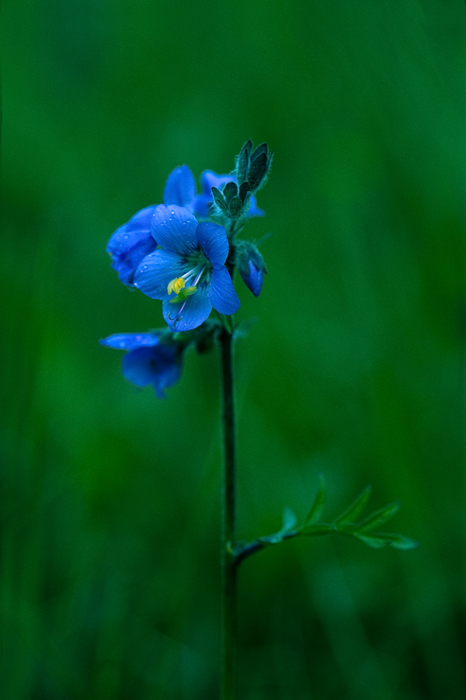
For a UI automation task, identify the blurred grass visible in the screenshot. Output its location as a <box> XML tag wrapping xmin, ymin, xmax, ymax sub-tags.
<box><xmin>2</xmin><ymin>0</ymin><xmax>466</xmax><ymax>698</ymax></box>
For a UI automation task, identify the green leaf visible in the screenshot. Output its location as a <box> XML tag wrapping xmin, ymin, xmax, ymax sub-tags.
<box><xmin>376</xmin><ymin>532</ymin><xmax>420</xmax><ymax>550</ymax></box>
<box><xmin>304</xmin><ymin>473</ymin><xmax>326</xmax><ymax>525</ymax></box>
<box><xmin>334</xmin><ymin>521</ymin><xmax>360</xmax><ymax>534</ymax></box>
<box><xmin>299</xmin><ymin>523</ymin><xmax>335</xmax><ymax>536</ymax></box>
<box><xmin>353</xmin><ymin>533</ymin><xmax>388</xmax><ymax>548</ymax></box>
<box><xmin>354</xmin><ymin>531</ymin><xmax>419</xmax><ymax>550</ymax></box>
<box><xmin>334</xmin><ymin>486</ymin><xmax>372</xmax><ymax>526</ymax></box>
<box><xmin>281</xmin><ymin>507</ymin><xmax>297</xmax><ymax>532</ymax></box>
<box><xmin>358</xmin><ymin>502</ymin><xmax>400</xmax><ymax>532</ymax></box>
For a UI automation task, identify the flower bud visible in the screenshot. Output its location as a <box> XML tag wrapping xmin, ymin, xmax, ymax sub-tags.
<box><xmin>236</xmin><ymin>241</ymin><xmax>267</xmax><ymax>297</ymax></box>
<box><xmin>235</xmin><ymin>140</ymin><xmax>273</xmax><ymax>193</ymax></box>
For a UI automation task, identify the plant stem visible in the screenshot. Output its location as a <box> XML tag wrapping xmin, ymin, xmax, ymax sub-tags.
<box><xmin>220</xmin><ymin>325</ymin><xmax>237</xmax><ymax>700</ymax></box>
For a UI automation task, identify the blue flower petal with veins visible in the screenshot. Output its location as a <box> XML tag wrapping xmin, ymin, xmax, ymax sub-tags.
<box><xmin>135</xmin><ymin>204</ymin><xmax>239</xmax><ymax>331</ymax></box>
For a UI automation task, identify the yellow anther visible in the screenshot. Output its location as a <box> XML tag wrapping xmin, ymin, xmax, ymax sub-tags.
<box><xmin>167</xmin><ymin>277</ymin><xmax>186</xmax><ymax>295</ymax></box>
<box><xmin>169</xmin><ymin>286</ymin><xmax>198</xmax><ymax>303</ymax></box>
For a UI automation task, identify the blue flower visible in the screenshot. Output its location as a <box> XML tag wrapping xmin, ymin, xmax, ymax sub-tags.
<box><xmin>134</xmin><ymin>204</ymin><xmax>240</xmax><ymax>332</ymax></box>
<box><xmin>100</xmin><ymin>332</ymin><xmax>183</xmax><ymax>397</ymax></box>
<box><xmin>107</xmin><ymin>166</ymin><xmax>265</xmax><ymax>287</ymax></box>
<box><xmin>107</xmin><ymin>206</ymin><xmax>158</xmax><ymax>286</ymax></box>
<box><xmin>107</xmin><ymin>166</ymin><xmax>197</xmax><ymax>287</ymax></box>
<box><xmin>195</xmin><ymin>170</ymin><xmax>264</xmax><ymax>218</ymax></box>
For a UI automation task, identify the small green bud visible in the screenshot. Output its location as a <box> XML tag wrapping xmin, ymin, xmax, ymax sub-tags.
<box><xmin>235</xmin><ymin>140</ymin><xmax>273</xmax><ymax>193</ymax></box>
<box><xmin>238</xmin><ymin>181</ymin><xmax>250</xmax><ymax>203</ymax></box>
<box><xmin>228</xmin><ymin>196</ymin><xmax>243</xmax><ymax>217</ymax></box>
<box><xmin>211</xmin><ymin>186</ymin><xmax>229</xmax><ymax>215</ymax></box>
<box><xmin>223</xmin><ymin>181</ymin><xmax>238</xmax><ymax>202</ymax></box>
<box><xmin>236</xmin><ymin>140</ymin><xmax>253</xmax><ymax>185</ymax></box>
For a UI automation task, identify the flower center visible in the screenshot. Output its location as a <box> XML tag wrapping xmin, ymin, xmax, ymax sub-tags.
<box><xmin>167</xmin><ymin>265</ymin><xmax>207</xmax><ymax>328</ymax></box>
<box><xmin>167</xmin><ymin>264</ymin><xmax>207</xmax><ymax>302</ymax></box>
<box><xmin>167</xmin><ymin>277</ymin><xmax>185</xmax><ymax>295</ymax></box>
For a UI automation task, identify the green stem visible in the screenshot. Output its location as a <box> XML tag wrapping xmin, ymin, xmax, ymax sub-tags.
<box><xmin>220</xmin><ymin>325</ymin><xmax>237</xmax><ymax>700</ymax></box>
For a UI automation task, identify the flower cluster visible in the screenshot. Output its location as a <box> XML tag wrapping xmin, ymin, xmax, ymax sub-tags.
<box><xmin>102</xmin><ymin>142</ymin><xmax>272</xmax><ymax>395</ymax></box>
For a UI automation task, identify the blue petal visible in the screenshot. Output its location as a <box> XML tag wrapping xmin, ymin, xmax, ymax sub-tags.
<box><xmin>248</xmin><ymin>196</ymin><xmax>265</xmax><ymax>217</ymax></box>
<box><xmin>240</xmin><ymin>260</ymin><xmax>263</xmax><ymax>296</ymax></box>
<box><xmin>107</xmin><ymin>206</ymin><xmax>157</xmax><ymax>285</ymax></box>
<box><xmin>123</xmin><ymin>345</ymin><xmax>182</xmax><ymax>397</ymax></box>
<box><xmin>135</xmin><ymin>249</ymin><xmax>186</xmax><ymax>300</ymax></box>
<box><xmin>163</xmin><ymin>165</ymin><xmax>196</xmax><ymax>210</ymax></box>
<box><xmin>106</xmin><ymin>206</ymin><xmax>156</xmax><ymax>258</ymax></box>
<box><xmin>162</xmin><ymin>285</ymin><xmax>212</xmax><ymax>332</ymax></box>
<box><xmin>199</xmin><ymin>170</ymin><xmax>235</xmax><ymax>196</ymax></box>
<box><xmin>100</xmin><ymin>332</ymin><xmax>161</xmax><ymax>350</ymax></box>
<box><xmin>151</xmin><ymin>204</ymin><xmax>198</xmax><ymax>255</ymax></box>
<box><xmin>208</xmin><ymin>267</ymin><xmax>240</xmax><ymax>315</ymax></box>
<box><xmin>110</xmin><ymin>236</ymin><xmax>158</xmax><ymax>286</ymax></box>
<box><xmin>196</xmin><ymin>222</ymin><xmax>229</xmax><ymax>268</ymax></box>
<box><xmin>125</xmin><ymin>206</ymin><xmax>158</xmax><ymax>232</ymax></box>
<box><xmin>193</xmin><ymin>194</ymin><xmax>212</xmax><ymax>218</ymax></box>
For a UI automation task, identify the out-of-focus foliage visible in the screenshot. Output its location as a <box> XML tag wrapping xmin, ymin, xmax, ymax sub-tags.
<box><xmin>2</xmin><ymin>1</ymin><xmax>465</xmax><ymax>698</ymax></box>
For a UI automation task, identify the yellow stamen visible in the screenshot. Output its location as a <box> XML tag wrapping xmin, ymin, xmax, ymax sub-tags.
<box><xmin>167</xmin><ymin>277</ymin><xmax>186</xmax><ymax>295</ymax></box>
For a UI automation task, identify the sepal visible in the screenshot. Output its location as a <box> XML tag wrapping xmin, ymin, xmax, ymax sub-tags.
<box><xmin>211</xmin><ymin>181</ymin><xmax>252</xmax><ymax>221</ymax></box>
<box><xmin>236</xmin><ymin>140</ymin><xmax>252</xmax><ymax>185</ymax></box>
<box><xmin>235</xmin><ymin>140</ymin><xmax>273</xmax><ymax>193</ymax></box>
<box><xmin>211</xmin><ymin>186</ymin><xmax>230</xmax><ymax>216</ymax></box>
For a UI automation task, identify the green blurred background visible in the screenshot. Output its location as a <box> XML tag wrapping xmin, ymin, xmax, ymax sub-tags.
<box><xmin>3</xmin><ymin>1</ymin><xmax>466</xmax><ymax>698</ymax></box>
